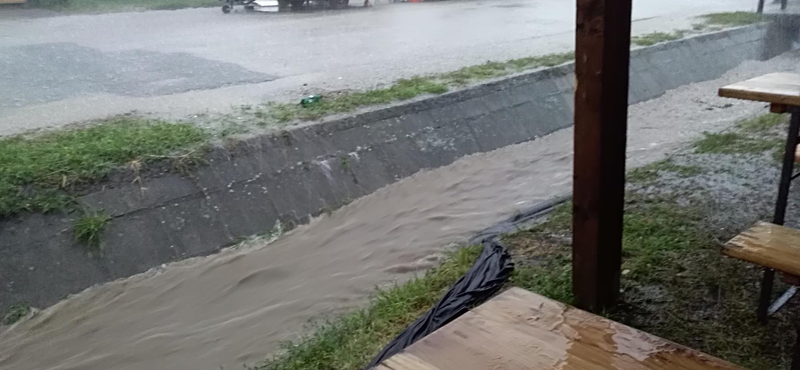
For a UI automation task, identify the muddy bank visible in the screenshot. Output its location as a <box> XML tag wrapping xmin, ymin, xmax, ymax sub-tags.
<box><xmin>3</xmin><ymin>47</ymin><xmax>800</xmax><ymax>370</ymax></box>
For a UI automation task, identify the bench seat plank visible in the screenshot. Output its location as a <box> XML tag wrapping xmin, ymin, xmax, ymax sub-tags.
<box><xmin>719</xmin><ymin>73</ymin><xmax>800</xmax><ymax>106</ymax></box>
<box><xmin>724</xmin><ymin>221</ymin><xmax>800</xmax><ymax>277</ymax></box>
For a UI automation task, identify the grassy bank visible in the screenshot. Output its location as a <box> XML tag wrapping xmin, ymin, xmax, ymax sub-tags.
<box><xmin>630</xmin><ymin>11</ymin><xmax>766</xmax><ymax>47</ymax></box>
<box><xmin>253</xmin><ymin>113</ymin><xmax>796</xmax><ymax>370</ymax></box>
<box><xmin>0</xmin><ymin>117</ymin><xmax>207</xmax><ymax>218</ymax></box>
<box><xmin>255</xmin><ymin>52</ymin><xmax>575</xmax><ymax>124</ymax></box>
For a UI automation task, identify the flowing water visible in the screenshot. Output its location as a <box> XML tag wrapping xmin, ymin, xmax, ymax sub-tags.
<box><xmin>2</xmin><ymin>53</ymin><xmax>799</xmax><ymax>370</ymax></box>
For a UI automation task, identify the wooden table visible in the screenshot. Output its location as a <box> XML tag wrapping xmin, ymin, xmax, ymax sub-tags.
<box><xmin>374</xmin><ymin>288</ymin><xmax>745</xmax><ymax>370</ymax></box>
<box><xmin>719</xmin><ymin>72</ymin><xmax>800</xmax><ymax>322</ymax></box>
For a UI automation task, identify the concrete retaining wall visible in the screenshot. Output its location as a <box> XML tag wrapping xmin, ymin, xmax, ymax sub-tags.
<box><xmin>0</xmin><ymin>23</ymin><xmax>790</xmax><ymax>314</ymax></box>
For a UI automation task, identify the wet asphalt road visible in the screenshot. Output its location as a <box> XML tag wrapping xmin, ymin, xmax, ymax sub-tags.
<box><xmin>0</xmin><ymin>0</ymin><xmax>755</xmax><ymax>135</ymax></box>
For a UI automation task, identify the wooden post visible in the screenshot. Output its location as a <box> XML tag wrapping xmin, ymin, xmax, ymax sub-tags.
<box><xmin>572</xmin><ymin>0</ymin><xmax>632</xmax><ymax>312</ymax></box>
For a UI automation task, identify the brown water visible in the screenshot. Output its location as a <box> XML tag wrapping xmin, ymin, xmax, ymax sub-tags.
<box><xmin>1</xmin><ymin>54</ymin><xmax>798</xmax><ymax>370</ymax></box>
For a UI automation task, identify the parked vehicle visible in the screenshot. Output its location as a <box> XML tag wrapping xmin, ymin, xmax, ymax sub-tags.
<box><xmin>221</xmin><ymin>0</ymin><xmax>349</xmax><ymax>13</ymax></box>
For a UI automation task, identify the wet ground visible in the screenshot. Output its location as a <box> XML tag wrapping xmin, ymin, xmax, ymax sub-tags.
<box><xmin>0</xmin><ymin>0</ymin><xmax>756</xmax><ymax>135</ymax></box>
<box><xmin>2</xmin><ymin>50</ymin><xmax>799</xmax><ymax>370</ymax></box>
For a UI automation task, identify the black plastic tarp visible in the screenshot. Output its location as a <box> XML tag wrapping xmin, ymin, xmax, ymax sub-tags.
<box><xmin>364</xmin><ymin>239</ymin><xmax>514</xmax><ymax>369</ymax></box>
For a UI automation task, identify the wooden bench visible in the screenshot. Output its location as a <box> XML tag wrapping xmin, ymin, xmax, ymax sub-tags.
<box><xmin>374</xmin><ymin>288</ymin><xmax>746</xmax><ymax>370</ymax></box>
<box><xmin>725</xmin><ymin>221</ymin><xmax>800</xmax><ymax>278</ymax></box>
<box><xmin>720</xmin><ymin>73</ymin><xmax>800</xmax><ymax>322</ymax></box>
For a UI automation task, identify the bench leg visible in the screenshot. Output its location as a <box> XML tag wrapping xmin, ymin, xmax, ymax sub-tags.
<box><xmin>759</xmin><ymin>108</ymin><xmax>800</xmax><ymax>322</ymax></box>
<box><xmin>772</xmin><ymin>108</ymin><xmax>800</xmax><ymax>227</ymax></box>
<box><xmin>793</xmin><ymin>325</ymin><xmax>800</xmax><ymax>370</ymax></box>
<box><xmin>759</xmin><ymin>269</ymin><xmax>776</xmax><ymax>322</ymax></box>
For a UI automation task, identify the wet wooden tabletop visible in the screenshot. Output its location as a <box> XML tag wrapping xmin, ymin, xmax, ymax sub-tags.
<box><xmin>374</xmin><ymin>288</ymin><xmax>746</xmax><ymax>370</ymax></box>
<box><xmin>724</xmin><ymin>221</ymin><xmax>800</xmax><ymax>277</ymax></box>
<box><xmin>719</xmin><ymin>72</ymin><xmax>800</xmax><ymax>106</ymax></box>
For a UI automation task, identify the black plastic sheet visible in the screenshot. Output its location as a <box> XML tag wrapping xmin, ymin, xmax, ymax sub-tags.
<box><xmin>364</xmin><ymin>239</ymin><xmax>514</xmax><ymax>369</ymax></box>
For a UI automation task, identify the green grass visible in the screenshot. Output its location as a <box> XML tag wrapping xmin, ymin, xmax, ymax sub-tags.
<box><xmin>702</xmin><ymin>12</ymin><xmax>766</xmax><ymax>27</ymax></box>
<box><xmin>26</xmin><ymin>0</ymin><xmax>217</xmax><ymax>13</ymax></box>
<box><xmin>0</xmin><ymin>117</ymin><xmax>207</xmax><ymax>217</ymax></box>
<box><xmin>737</xmin><ymin>113</ymin><xmax>788</xmax><ymax>133</ymax></box>
<box><xmin>628</xmin><ymin>159</ymin><xmax>704</xmax><ymax>183</ymax></box>
<box><xmin>631</xmin><ymin>31</ymin><xmax>686</xmax><ymax>46</ymax></box>
<box><xmin>1</xmin><ymin>303</ymin><xmax>31</xmax><ymax>326</ymax></box>
<box><xmin>264</xmin><ymin>52</ymin><xmax>574</xmax><ymax>124</ymax></box>
<box><xmin>511</xmin><ymin>256</ymin><xmax>573</xmax><ymax>303</ymax></box>
<box><xmin>269</xmin><ymin>77</ymin><xmax>449</xmax><ymax>123</ymax></box>
<box><xmin>502</xmin><ymin>194</ymin><xmax>794</xmax><ymax>370</ymax></box>
<box><xmin>693</xmin><ymin>131</ymin><xmax>782</xmax><ymax>155</ymax></box>
<box><xmin>253</xmin><ymin>245</ymin><xmax>483</xmax><ymax>370</ymax></box>
<box><xmin>74</xmin><ymin>212</ymin><xmax>112</xmax><ymax>249</ymax></box>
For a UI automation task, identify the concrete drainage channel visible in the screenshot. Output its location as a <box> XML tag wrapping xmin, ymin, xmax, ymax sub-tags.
<box><xmin>1</xmin><ymin>23</ymin><xmax>797</xmax><ymax>315</ymax></box>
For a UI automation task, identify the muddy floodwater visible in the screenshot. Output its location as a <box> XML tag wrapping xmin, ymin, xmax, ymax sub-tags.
<box><xmin>2</xmin><ymin>53</ymin><xmax>799</xmax><ymax>370</ymax></box>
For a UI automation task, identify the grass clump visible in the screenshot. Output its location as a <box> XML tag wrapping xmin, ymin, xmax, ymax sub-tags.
<box><xmin>74</xmin><ymin>212</ymin><xmax>112</xmax><ymax>249</ymax></box>
<box><xmin>512</xmin><ymin>257</ymin><xmax>573</xmax><ymax>303</ymax></box>
<box><xmin>702</xmin><ymin>12</ymin><xmax>766</xmax><ymax>27</ymax></box>
<box><xmin>1</xmin><ymin>303</ymin><xmax>31</xmax><ymax>325</ymax></box>
<box><xmin>254</xmin><ymin>245</ymin><xmax>482</xmax><ymax>370</ymax></box>
<box><xmin>270</xmin><ymin>77</ymin><xmax>448</xmax><ymax>123</ymax></box>
<box><xmin>693</xmin><ymin>131</ymin><xmax>781</xmax><ymax>155</ymax></box>
<box><xmin>443</xmin><ymin>52</ymin><xmax>575</xmax><ymax>85</ymax></box>
<box><xmin>628</xmin><ymin>159</ymin><xmax>703</xmax><ymax>183</ymax></box>
<box><xmin>0</xmin><ymin>117</ymin><xmax>207</xmax><ymax>217</ymax></box>
<box><xmin>737</xmin><ymin>113</ymin><xmax>788</xmax><ymax>133</ymax></box>
<box><xmin>632</xmin><ymin>31</ymin><xmax>685</xmax><ymax>46</ymax></box>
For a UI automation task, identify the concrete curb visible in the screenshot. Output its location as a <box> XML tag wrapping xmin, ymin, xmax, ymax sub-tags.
<box><xmin>0</xmin><ymin>23</ymin><xmax>791</xmax><ymax>314</ymax></box>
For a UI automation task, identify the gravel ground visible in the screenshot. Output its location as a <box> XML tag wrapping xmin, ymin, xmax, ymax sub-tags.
<box><xmin>0</xmin><ymin>0</ymin><xmax>756</xmax><ymax>136</ymax></box>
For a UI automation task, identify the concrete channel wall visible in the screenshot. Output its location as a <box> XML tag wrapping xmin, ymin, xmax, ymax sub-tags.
<box><xmin>0</xmin><ymin>23</ymin><xmax>792</xmax><ymax>314</ymax></box>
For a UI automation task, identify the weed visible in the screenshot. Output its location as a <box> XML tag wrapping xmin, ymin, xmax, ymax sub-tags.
<box><xmin>702</xmin><ymin>12</ymin><xmax>766</xmax><ymax>26</ymax></box>
<box><xmin>74</xmin><ymin>212</ymin><xmax>112</xmax><ymax>249</ymax></box>
<box><xmin>1</xmin><ymin>303</ymin><xmax>31</xmax><ymax>325</ymax></box>
<box><xmin>340</xmin><ymin>155</ymin><xmax>351</xmax><ymax>172</ymax></box>
<box><xmin>631</xmin><ymin>31</ymin><xmax>686</xmax><ymax>46</ymax></box>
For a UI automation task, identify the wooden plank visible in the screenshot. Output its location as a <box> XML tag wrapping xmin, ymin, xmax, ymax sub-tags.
<box><xmin>376</xmin><ymin>288</ymin><xmax>747</xmax><ymax>370</ymax></box>
<box><xmin>0</xmin><ymin>0</ymin><xmax>26</xmax><ymax>3</ymax></box>
<box><xmin>572</xmin><ymin>0</ymin><xmax>632</xmax><ymax>311</ymax></box>
<box><xmin>719</xmin><ymin>73</ymin><xmax>800</xmax><ymax>106</ymax></box>
<box><xmin>724</xmin><ymin>221</ymin><xmax>800</xmax><ymax>277</ymax></box>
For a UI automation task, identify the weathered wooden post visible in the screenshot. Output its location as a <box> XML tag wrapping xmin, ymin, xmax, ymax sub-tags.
<box><xmin>572</xmin><ymin>0</ymin><xmax>633</xmax><ymax>312</ymax></box>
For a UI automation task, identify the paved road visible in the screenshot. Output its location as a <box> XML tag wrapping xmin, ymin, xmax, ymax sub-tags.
<box><xmin>0</xmin><ymin>0</ymin><xmax>755</xmax><ymax>135</ymax></box>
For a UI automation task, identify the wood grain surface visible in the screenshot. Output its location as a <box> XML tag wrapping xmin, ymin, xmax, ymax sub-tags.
<box><xmin>719</xmin><ymin>73</ymin><xmax>800</xmax><ymax>106</ymax></box>
<box><xmin>724</xmin><ymin>221</ymin><xmax>800</xmax><ymax>277</ymax></box>
<box><xmin>375</xmin><ymin>288</ymin><xmax>746</xmax><ymax>370</ymax></box>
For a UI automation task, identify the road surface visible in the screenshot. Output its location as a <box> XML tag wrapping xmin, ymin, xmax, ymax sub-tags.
<box><xmin>0</xmin><ymin>0</ymin><xmax>755</xmax><ymax>135</ymax></box>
